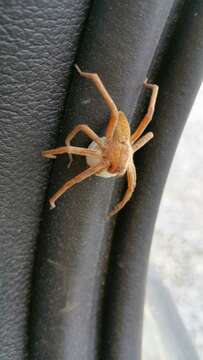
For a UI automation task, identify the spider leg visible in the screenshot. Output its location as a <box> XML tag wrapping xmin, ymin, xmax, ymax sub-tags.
<box><xmin>49</xmin><ymin>161</ymin><xmax>108</xmax><ymax>209</ymax></box>
<box><xmin>108</xmin><ymin>162</ymin><xmax>136</xmax><ymax>218</ymax></box>
<box><xmin>131</xmin><ymin>80</ymin><xmax>159</xmax><ymax>145</ymax></box>
<box><xmin>132</xmin><ymin>132</ymin><xmax>154</xmax><ymax>153</ymax></box>
<box><xmin>75</xmin><ymin>64</ymin><xmax>119</xmax><ymax>139</ymax></box>
<box><xmin>41</xmin><ymin>145</ymin><xmax>100</xmax><ymax>160</ymax></box>
<box><xmin>65</xmin><ymin>124</ymin><xmax>103</xmax><ymax>168</ymax></box>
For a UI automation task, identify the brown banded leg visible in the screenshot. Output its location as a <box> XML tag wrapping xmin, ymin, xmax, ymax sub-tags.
<box><xmin>132</xmin><ymin>132</ymin><xmax>154</xmax><ymax>153</ymax></box>
<box><xmin>75</xmin><ymin>64</ymin><xmax>119</xmax><ymax>139</ymax></box>
<box><xmin>41</xmin><ymin>145</ymin><xmax>101</xmax><ymax>159</ymax></box>
<box><xmin>131</xmin><ymin>80</ymin><xmax>159</xmax><ymax>145</ymax></box>
<box><xmin>65</xmin><ymin>124</ymin><xmax>103</xmax><ymax>168</ymax></box>
<box><xmin>108</xmin><ymin>163</ymin><xmax>136</xmax><ymax>217</ymax></box>
<box><xmin>49</xmin><ymin>162</ymin><xmax>108</xmax><ymax>209</ymax></box>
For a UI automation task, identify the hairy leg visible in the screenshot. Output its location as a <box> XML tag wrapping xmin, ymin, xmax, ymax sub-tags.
<box><xmin>41</xmin><ymin>145</ymin><xmax>100</xmax><ymax>159</ymax></box>
<box><xmin>108</xmin><ymin>163</ymin><xmax>136</xmax><ymax>217</ymax></box>
<box><xmin>49</xmin><ymin>162</ymin><xmax>108</xmax><ymax>209</ymax></box>
<box><xmin>75</xmin><ymin>64</ymin><xmax>119</xmax><ymax>139</ymax></box>
<box><xmin>131</xmin><ymin>80</ymin><xmax>159</xmax><ymax>144</ymax></box>
<box><xmin>132</xmin><ymin>132</ymin><xmax>154</xmax><ymax>153</ymax></box>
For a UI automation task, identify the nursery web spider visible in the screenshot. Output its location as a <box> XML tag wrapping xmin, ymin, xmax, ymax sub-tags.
<box><xmin>42</xmin><ymin>65</ymin><xmax>159</xmax><ymax>217</ymax></box>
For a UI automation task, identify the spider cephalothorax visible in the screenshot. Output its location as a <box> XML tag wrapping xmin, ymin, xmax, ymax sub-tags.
<box><xmin>42</xmin><ymin>65</ymin><xmax>158</xmax><ymax>217</ymax></box>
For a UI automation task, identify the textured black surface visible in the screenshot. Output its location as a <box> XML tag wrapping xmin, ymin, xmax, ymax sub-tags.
<box><xmin>0</xmin><ymin>0</ymin><xmax>202</xmax><ymax>360</ymax></box>
<box><xmin>0</xmin><ymin>1</ymin><xmax>90</xmax><ymax>359</ymax></box>
<box><xmin>30</xmin><ymin>1</ymin><xmax>178</xmax><ymax>359</ymax></box>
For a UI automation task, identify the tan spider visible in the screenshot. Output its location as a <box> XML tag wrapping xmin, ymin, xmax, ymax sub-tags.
<box><xmin>42</xmin><ymin>65</ymin><xmax>159</xmax><ymax>217</ymax></box>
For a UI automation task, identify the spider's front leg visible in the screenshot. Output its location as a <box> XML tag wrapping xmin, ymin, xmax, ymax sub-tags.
<box><xmin>132</xmin><ymin>132</ymin><xmax>154</xmax><ymax>153</ymax></box>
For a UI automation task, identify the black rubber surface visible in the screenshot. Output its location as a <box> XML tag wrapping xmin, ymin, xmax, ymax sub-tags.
<box><xmin>0</xmin><ymin>1</ymin><xmax>202</xmax><ymax>360</ymax></box>
<box><xmin>101</xmin><ymin>1</ymin><xmax>203</xmax><ymax>359</ymax></box>
<box><xmin>30</xmin><ymin>1</ymin><xmax>178</xmax><ymax>359</ymax></box>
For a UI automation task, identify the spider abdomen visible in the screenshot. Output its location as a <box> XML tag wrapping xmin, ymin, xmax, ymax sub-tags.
<box><xmin>86</xmin><ymin>137</ymin><xmax>132</xmax><ymax>177</ymax></box>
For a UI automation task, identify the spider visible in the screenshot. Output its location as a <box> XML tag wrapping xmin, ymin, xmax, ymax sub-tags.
<box><xmin>42</xmin><ymin>65</ymin><xmax>159</xmax><ymax>217</ymax></box>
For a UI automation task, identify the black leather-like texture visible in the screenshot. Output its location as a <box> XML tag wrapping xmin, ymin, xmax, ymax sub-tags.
<box><xmin>0</xmin><ymin>1</ymin><xmax>91</xmax><ymax>359</ymax></box>
<box><xmin>0</xmin><ymin>0</ymin><xmax>202</xmax><ymax>360</ymax></box>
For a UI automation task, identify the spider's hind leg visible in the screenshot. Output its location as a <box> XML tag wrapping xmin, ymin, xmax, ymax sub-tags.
<box><xmin>42</xmin><ymin>145</ymin><xmax>100</xmax><ymax>160</ymax></box>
